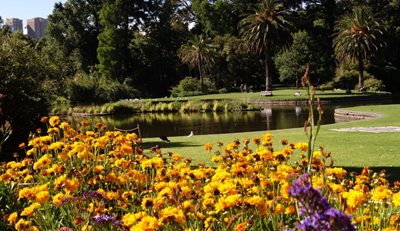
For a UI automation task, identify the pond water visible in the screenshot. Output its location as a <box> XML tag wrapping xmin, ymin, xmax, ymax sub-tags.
<box><xmin>66</xmin><ymin>105</ymin><xmax>340</xmax><ymax>138</ymax></box>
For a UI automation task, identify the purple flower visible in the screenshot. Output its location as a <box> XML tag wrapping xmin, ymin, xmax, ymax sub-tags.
<box><xmin>289</xmin><ymin>174</ymin><xmax>355</xmax><ymax>231</ymax></box>
<box><xmin>92</xmin><ymin>215</ymin><xmax>121</xmax><ymax>226</ymax></box>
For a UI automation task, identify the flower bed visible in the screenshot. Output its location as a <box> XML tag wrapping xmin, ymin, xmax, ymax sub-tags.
<box><xmin>1</xmin><ymin>116</ymin><xmax>400</xmax><ymax>230</ymax></box>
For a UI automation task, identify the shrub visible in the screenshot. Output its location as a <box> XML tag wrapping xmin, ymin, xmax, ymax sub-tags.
<box><xmin>171</xmin><ymin>76</ymin><xmax>217</xmax><ymax>97</ymax></box>
<box><xmin>50</xmin><ymin>96</ymin><xmax>71</xmax><ymax>114</ymax></box>
<box><xmin>364</xmin><ymin>78</ymin><xmax>385</xmax><ymax>91</ymax></box>
<box><xmin>318</xmin><ymin>81</ymin><xmax>336</xmax><ymax>91</ymax></box>
<box><xmin>66</xmin><ymin>70</ymin><xmax>139</xmax><ymax>104</ymax></box>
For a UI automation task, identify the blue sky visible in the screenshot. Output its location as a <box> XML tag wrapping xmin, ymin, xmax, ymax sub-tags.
<box><xmin>0</xmin><ymin>0</ymin><xmax>66</xmax><ymax>23</ymax></box>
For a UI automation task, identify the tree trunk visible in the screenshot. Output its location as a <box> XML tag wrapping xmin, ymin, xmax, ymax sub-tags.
<box><xmin>358</xmin><ymin>55</ymin><xmax>364</xmax><ymax>91</ymax></box>
<box><xmin>265</xmin><ymin>49</ymin><xmax>272</xmax><ymax>91</ymax></box>
<box><xmin>199</xmin><ymin>62</ymin><xmax>204</xmax><ymax>93</ymax></box>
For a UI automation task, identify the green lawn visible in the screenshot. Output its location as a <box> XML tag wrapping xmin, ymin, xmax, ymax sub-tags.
<box><xmin>148</xmin><ymin>89</ymin><xmax>390</xmax><ymax>101</ymax></box>
<box><xmin>142</xmin><ymin>104</ymin><xmax>400</xmax><ymax>168</ymax></box>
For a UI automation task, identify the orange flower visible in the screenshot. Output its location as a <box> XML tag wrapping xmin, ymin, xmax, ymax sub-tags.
<box><xmin>40</xmin><ymin>116</ymin><xmax>48</xmax><ymax>123</ymax></box>
<box><xmin>204</xmin><ymin>143</ymin><xmax>213</xmax><ymax>152</ymax></box>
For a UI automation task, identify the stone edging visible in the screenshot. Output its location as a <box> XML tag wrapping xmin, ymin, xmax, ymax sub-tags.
<box><xmin>334</xmin><ymin>109</ymin><xmax>383</xmax><ymax>123</ymax></box>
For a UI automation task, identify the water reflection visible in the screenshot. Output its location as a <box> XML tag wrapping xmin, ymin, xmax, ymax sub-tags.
<box><xmin>66</xmin><ymin>105</ymin><xmax>337</xmax><ymax>138</ymax></box>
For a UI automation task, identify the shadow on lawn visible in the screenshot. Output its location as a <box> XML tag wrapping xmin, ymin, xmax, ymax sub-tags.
<box><xmin>142</xmin><ymin>141</ymin><xmax>201</xmax><ymax>149</ymax></box>
<box><xmin>343</xmin><ymin>166</ymin><xmax>400</xmax><ymax>183</ymax></box>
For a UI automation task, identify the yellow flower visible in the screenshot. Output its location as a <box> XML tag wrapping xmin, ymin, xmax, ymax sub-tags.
<box><xmin>326</xmin><ymin>167</ymin><xmax>347</xmax><ymax>179</ymax></box>
<box><xmin>8</xmin><ymin>212</ymin><xmax>18</xmax><ymax>224</ymax></box>
<box><xmin>93</xmin><ymin>165</ymin><xmax>105</xmax><ymax>174</ymax></box>
<box><xmin>21</xmin><ymin>203</ymin><xmax>41</xmax><ymax>217</ymax></box>
<box><xmin>35</xmin><ymin>191</ymin><xmax>50</xmax><ymax>203</ymax></box>
<box><xmin>342</xmin><ymin>189</ymin><xmax>366</xmax><ymax>213</ymax></box>
<box><xmin>131</xmin><ymin>216</ymin><xmax>159</xmax><ymax>231</ymax></box>
<box><xmin>65</xmin><ymin>177</ymin><xmax>80</xmax><ymax>193</ymax></box>
<box><xmin>33</xmin><ymin>154</ymin><xmax>52</xmax><ymax>170</ymax></box>
<box><xmin>59</xmin><ymin>121</ymin><xmax>70</xmax><ymax>130</ymax></box>
<box><xmin>372</xmin><ymin>186</ymin><xmax>393</xmax><ymax>202</ymax></box>
<box><xmin>126</xmin><ymin>133</ymin><xmax>138</xmax><ymax>141</ymax></box>
<box><xmin>81</xmin><ymin>225</ymin><xmax>93</xmax><ymax>231</ymax></box>
<box><xmin>159</xmin><ymin>206</ymin><xmax>186</xmax><ymax>224</ymax></box>
<box><xmin>285</xmin><ymin>205</ymin><xmax>296</xmax><ymax>215</ymax></box>
<box><xmin>48</xmin><ymin>141</ymin><xmax>64</xmax><ymax>150</ymax></box>
<box><xmin>393</xmin><ymin>192</ymin><xmax>400</xmax><ymax>207</ymax></box>
<box><xmin>274</xmin><ymin>203</ymin><xmax>285</xmax><ymax>214</ymax></box>
<box><xmin>15</xmin><ymin>218</ymin><xmax>32</xmax><ymax>231</ymax></box>
<box><xmin>26</xmin><ymin>147</ymin><xmax>37</xmax><ymax>156</ymax></box>
<box><xmin>171</xmin><ymin>153</ymin><xmax>183</xmax><ymax>161</ymax></box>
<box><xmin>328</xmin><ymin>183</ymin><xmax>345</xmax><ymax>193</ymax></box>
<box><xmin>215</xmin><ymin>194</ymin><xmax>240</xmax><ymax>213</ymax></box>
<box><xmin>295</xmin><ymin>142</ymin><xmax>308</xmax><ymax>152</ymax></box>
<box><xmin>49</xmin><ymin>116</ymin><xmax>60</xmax><ymax>127</ymax></box>
<box><xmin>52</xmin><ymin>193</ymin><xmax>69</xmax><ymax>206</ymax></box>
<box><xmin>122</xmin><ymin>212</ymin><xmax>146</xmax><ymax>228</ymax></box>
<box><xmin>245</xmin><ymin>196</ymin><xmax>265</xmax><ymax>208</ymax></box>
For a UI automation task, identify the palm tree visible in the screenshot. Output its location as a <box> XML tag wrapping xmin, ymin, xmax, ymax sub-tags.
<box><xmin>239</xmin><ymin>0</ymin><xmax>291</xmax><ymax>94</ymax></box>
<box><xmin>333</xmin><ymin>6</ymin><xmax>385</xmax><ymax>91</ymax></box>
<box><xmin>178</xmin><ymin>35</ymin><xmax>215</xmax><ymax>92</ymax></box>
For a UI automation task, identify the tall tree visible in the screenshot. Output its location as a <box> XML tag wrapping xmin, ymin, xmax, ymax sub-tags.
<box><xmin>97</xmin><ymin>0</ymin><xmax>130</xmax><ymax>81</ymax></box>
<box><xmin>333</xmin><ymin>6</ymin><xmax>385</xmax><ymax>90</ymax></box>
<box><xmin>97</xmin><ymin>0</ymin><xmax>151</xmax><ymax>81</ymax></box>
<box><xmin>191</xmin><ymin>0</ymin><xmax>238</xmax><ymax>36</ymax></box>
<box><xmin>239</xmin><ymin>0</ymin><xmax>291</xmax><ymax>93</ymax></box>
<box><xmin>178</xmin><ymin>35</ymin><xmax>215</xmax><ymax>91</ymax></box>
<box><xmin>47</xmin><ymin>0</ymin><xmax>103</xmax><ymax>72</ymax></box>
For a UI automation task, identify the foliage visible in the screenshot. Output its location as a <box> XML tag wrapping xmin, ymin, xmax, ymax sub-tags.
<box><xmin>0</xmin><ymin>33</ymin><xmax>53</xmax><ymax>154</ymax></box>
<box><xmin>66</xmin><ymin>70</ymin><xmax>139</xmax><ymax>104</ymax></box>
<box><xmin>275</xmin><ymin>31</ymin><xmax>328</xmax><ymax>87</ymax></box>
<box><xmin>239</xmin><ymin>0</ymin><xmax>291</xmax><ymax>92</ymax></box>
<box><xmin>170</xmin><ymin>76</ymin><xmax>217</xmax><ymax>97</ymax></box>
<box><xmin>363</xmin><ymin>77</ymin><xmax>385</xmax><ymax>92</ymax></box>
<box><xmin>46</xmin><ymin>0</ymin><xmax>103</xmax><ymax>73</ymax></box>
<box><xmin>333</xmin><ymin>6</ymin><xmax>385</xmax><ymax>89</ymax></box>
<box><xmin>191</xmin><ymin>0</ymin><xmax>238</xmax><ymax>36</ymax></box>
<box><xmin>0</xmin><ymin>183</ymin><xmax>26</xmax><ymax>230</ymax></box>
<box><xmin>178</xmin><ymin>35</ymin><xmax>216</xmax><ymax>91</ymax></box>
<box><xmin>97</xmin><ymin>0</ymin><xmax>131</xmax><ymax>81</ymax></box>
<box><xmin>129</xmin><ymin>1</ymin><xmax>188</xmax><ymax>98</ymax></box>
<box><xmin>57</xmin><ymin>99</ymin><xmax>259</xmax><ymax>115</ymax></box>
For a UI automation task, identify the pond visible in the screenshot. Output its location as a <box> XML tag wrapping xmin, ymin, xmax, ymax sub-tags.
<box><xmin>66</xmin><ymin>105</ymin><xmax>340</xmax><ymax>138</ymax></box>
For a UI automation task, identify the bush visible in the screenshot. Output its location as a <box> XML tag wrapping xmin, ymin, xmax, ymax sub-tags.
<box><xmin>50</xmin><ymin>96</ymin><xmax>71</xmax><ymax>114</ymax></box>
<box><xmin>66</xmin><ymin>70</ymin><xmax>139</xmax><ymax>104</ymax></box>
<box><xmin>334</xmin><ymin>69</ymin><xmax>359</xmax><ymax>90</ymax></box>
<box><xmin>318</xmin><ymin>81</ymin><xmax>336</xmax><ymax>91</ymax></box>
<box><xmin>364</xmin><ymin>78</ymin><xmax>385</xmax><ymax>91</ymax></box>
<box><xmin>170</xmin><ymin>76</ymin><xmax>217</xmax><ymax>97</ymax></box>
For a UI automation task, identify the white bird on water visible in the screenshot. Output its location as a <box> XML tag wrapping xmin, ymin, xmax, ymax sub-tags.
<box><xmin>187</xmin><ymin>131</ymin><xmax>194</xmax><ymax>137</ymax></box>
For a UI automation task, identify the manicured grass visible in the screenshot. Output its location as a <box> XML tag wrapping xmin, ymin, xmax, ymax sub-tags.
<box><xmin>142</xmin><ymin>104</ymin><xmax>400</xmax><ymax>168</ymax></box>
<box><xmin>149</xmin><ymin>89</ymin><xmax>390</xmax><ymax>101</ymax></box>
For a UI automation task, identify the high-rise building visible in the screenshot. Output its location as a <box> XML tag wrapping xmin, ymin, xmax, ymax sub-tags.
<box><xmin>26</xmin><ymin>17</ymin><xmax>48</xmax><ymax>38</ymax></box>
<box><xmin>6</xmin><ymin>18</ymin><xmax>23</xmax><ymax>33</ymax></box>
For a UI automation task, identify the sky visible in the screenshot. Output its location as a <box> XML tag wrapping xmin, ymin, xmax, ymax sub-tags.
<box><xmin>0</xmin><ymin>0</ymin><xmax>66</xmax><ymax>24</ymax></box>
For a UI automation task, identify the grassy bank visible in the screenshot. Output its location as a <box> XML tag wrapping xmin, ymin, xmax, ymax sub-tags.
<box><xmin>52</xmin><ymin>89</ymin><xmax>391</xmax><ymax>115</ymax></box>
<box><xmin>142</xmin><ymin>104</ymin><xmax>400</xmax><ymax>167</ymax></box>
<box><xmin>150</xmin><ymin>89</ymin><xmax>391</xmax><ymax>101</ymax></box>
